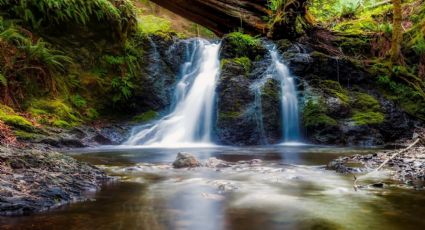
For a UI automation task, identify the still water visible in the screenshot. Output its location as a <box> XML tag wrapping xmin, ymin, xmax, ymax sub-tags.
<box><xmin>1</xmin><ymin>146</ymin><xmax>425</xmax><ymax>230</ymax></box>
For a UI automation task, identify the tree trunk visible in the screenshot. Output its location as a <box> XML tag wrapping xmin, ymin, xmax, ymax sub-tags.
<box><xmin>149</xmin><ymin>0</ymin><xmax>310</xmax><ymax>39</ymax></box>
<box><xmin>390</xmin><ymin>0</ymin><xmax>403</xmax><ymax>64</ymax></box>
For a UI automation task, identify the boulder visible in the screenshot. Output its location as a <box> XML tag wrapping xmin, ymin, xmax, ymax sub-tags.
<box><xmin>172</xmin><ymin>152</ymin><xmax>201</xmax><ymax>168</ymax></box>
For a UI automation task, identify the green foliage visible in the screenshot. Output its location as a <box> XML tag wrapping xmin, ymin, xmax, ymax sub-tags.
<box><xmin>133</xmin><ymin>110</ymin><xmax>158</xmax><ymax>123</ymax></box>
<box><xmin>0</xmin><ymin>0</ymin><xmax>135</xmax><ymax>31</ymax></box>
<box><xmin>352</xmin><ymin>111</ymin><xmax>384</xmax><ymax>125</ymax></box>
<box><xmin>85</xmin><ymin>108</ymin><xmax>99</xmax><ymax>120</ymax></box>
<box><xmin>70</xmin><ymin>95</ymin><xmax>87</xmax><ymax>108</ymax></box>
<box><xmin>377</xmin><ymin>75</ymin><xmax>425</xmax><ymax>120</ymax></box>
<box><xmin>111</xmin><ymin>76</ymin><xmax>134</xmax><ymax>103</ymax></box>
<box><xmin>267</xmin><ymin>0</ymin><xmax>286</xmax><ymax>11</ymax></box>
<box><xmin>303</xmin><ymin>100</ymin><xmax>337</xmax><ymax>127</ymax></box>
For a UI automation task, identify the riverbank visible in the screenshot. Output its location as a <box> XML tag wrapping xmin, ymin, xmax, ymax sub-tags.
<box><xmin>328</xmin><ymin>137</ymin><xmax>425</xmax><ymax>189</ymax></box>
<box><xmin>0</xmin><ymin>145</ymin><xmax>109</xmax><ymax>216</ymax></box>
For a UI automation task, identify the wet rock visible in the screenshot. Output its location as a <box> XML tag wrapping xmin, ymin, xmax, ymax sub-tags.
<box><xmin>0</xmin><ymin>146</ymin><xmax>108</xmax><ymax>216</ymax></box>
<box><xmin>172</xmin><ymin>153</ymin><xmax>201</xmax><ymax>168</ymax></box>
<box><xmin>329</xmin><ymin>146</ymin><xmax>425</xmax><ymax>189</ymax></box>
<box><xmin>204</xmin><ymin>158</ymin><xmax>229</xmax><ymax>168</ymax></box>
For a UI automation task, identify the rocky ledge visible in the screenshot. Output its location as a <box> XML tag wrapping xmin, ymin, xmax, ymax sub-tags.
<box><xmin>328</xmin><ymin>144</ymin><xmax>425</xmax><ymax>189</ymax></box>
<box><xmin>0</xmin><ymin>146</ymin><xmax>108</xmax><ymax>216</ymax></box>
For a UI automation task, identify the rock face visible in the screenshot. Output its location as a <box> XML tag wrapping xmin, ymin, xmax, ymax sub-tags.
<box><xmin>172</xmin><ymin>152</ymin><xmax>202</xmax><ymax>168</ymax></box>
<box><xmin>278</xmin><ymin>42</ymin><xmax>422</xmax><ymax>146</ymax></box>
<box><xmin>215</xmin><ymin>34</ymin><xmax>283</xmax><ymax>145</ymax></box>
<box><xmin>131</xmin><ymin>34</ymin><xmax>185</xmax><ymax>113</ymax></box>
<box><xmin>0</xmin><ymin>146</ymin><xmax>107</xmax><ymax>215</ymax></box>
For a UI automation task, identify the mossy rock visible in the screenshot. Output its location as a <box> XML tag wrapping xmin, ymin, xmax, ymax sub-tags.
<box><xmin>320</xmin><ymin>80</ymin><xmax>350</xmax><ymax>104</ymax></box>
<box><xmin>352</xmin><ymin>111</ymin><xmax>385</xmax><ymax>126</ymax></box>
<box><xmin>219</xmin><ymin>111</ymin><xmax>243</xmax><ymax>120</ymax></box>
<box><xmin>221</xmin><ymin>32</ymin><xmax>266</xmax><ymax>60</ymax></box>
<box><xmin>351</xmin><ymin>92</ymin><xmax>381</xmax><ymax>112</ymax></box>
<box><xmin>133</xmin><ymin>110</ymin><xmax>158</xmax><ymax>123</ymax></box>
<box><xmin>14</xmin><ymin>130</ymin><xmax>40</xmax><ymax>141</ymax></box>
<box><xmin>303</xmin><ymin>100</ymin><xmax>338</xmax><ymax>128</ymax></box>
<box><xmin>221</xmin><ymin>57</ymin><xmax>252</xmax><ymax>75</ymax></box>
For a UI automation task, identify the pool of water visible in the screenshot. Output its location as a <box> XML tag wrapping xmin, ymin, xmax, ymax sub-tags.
<box><xmin>1</xmin><ymin>145</ymin><xmax>424</xmax><ymax>230</ymax></box>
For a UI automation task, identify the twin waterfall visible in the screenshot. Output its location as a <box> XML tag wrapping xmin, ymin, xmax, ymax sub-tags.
<box><xmin>125</xmin><ymin>39</ymin><xmax>301</xmax><ymax>147</ymax></box>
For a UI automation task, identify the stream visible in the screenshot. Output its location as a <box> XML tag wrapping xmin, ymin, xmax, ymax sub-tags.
<box><xmin>1</xmin><ymin>146</ymin><xmax>425</xmax><ymax>230</ymax></box>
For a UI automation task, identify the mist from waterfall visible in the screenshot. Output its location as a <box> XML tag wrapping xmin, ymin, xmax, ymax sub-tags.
<box><xmin>124</xmin><ymin>39</ymin><xmax>221</xmax><ymax>147</ymax></box>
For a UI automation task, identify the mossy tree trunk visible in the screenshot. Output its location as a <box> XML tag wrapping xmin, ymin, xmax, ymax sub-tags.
<box><xmin>149</xmin><ymin>0</ymin><xmax>311</xmax><ymax>39</ymax></box>
<box><xmin>390</xmin><ymin>0</ymin><xmax>403</xmax><ymax>64</ymax></box>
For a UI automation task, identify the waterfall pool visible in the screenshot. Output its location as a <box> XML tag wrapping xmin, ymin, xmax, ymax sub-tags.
<box><xmin>1</xmin><ymin>146</ymin><xmax>425</xmax><ymax>230</ymax></box>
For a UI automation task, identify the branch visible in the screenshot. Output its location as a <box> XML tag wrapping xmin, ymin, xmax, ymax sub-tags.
<box><xmin>374</xmin><ymin>138</ymin><xmax>421</xmax><ymax>172</ymax></box>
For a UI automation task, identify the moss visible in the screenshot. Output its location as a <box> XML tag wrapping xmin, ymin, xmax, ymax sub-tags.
<box><xmin>303</xmin><ymin>100</ymin><xmax>337</xmax><ymax>128</ymax></box>
<box><xmin>221</xmin><ymin>57</ymin><xmax>252</xmax><ymax>75</ymax></box>
<box><xmin>52</xmin><ymin>120</ymin><xmax>72</xmax><ymax>129</ymax></box>
<box><xmin>351</xmin><ymin>92</ymin><xmax>381</xmax><ymax>112</ymax></box>
<box><xmin>225</xmin><ymin>32</ymin><xmax>261</xmax><ymax>58</ymax></box>
<box><xmin>14</xmin><ymin>130</ymin><xmax>38</xmax><ymax>140</ymax></box>
<box><xmin>219</xmin><ymin>111</ymin><xmax>242</xmax><ymax>119</ymax></box>
<box><xmin>138</xmin><ymin>15</ymin><xmax>172</xmax><ymax>36</ymax></box>
<box><xmin>133</xmin><ymin>110</ymin><xmax>158</xmax><ymax>123</ymax></box>
<box><xmin>0</xmin><ymin>104</ymin><xmax>35</xmax><ymax>132</ymax></box>
<box><xmin>352</xmin><ymin>111</ymin><xmax>385</xmax><ymax>126</ymax></box>
<box><xmin>321</xmin><ymin>80</ymin><xmax>350</xmax><ymax>104</ymax></box>
<box><xmin>1</xmin><ymin>114</ymin><xmax>34</xmax><ymax>132</ymax></box>
<box><xmin>28</xmin><ymin>99</ymin><xmax>81</xmax><ymax>128</ymax></box>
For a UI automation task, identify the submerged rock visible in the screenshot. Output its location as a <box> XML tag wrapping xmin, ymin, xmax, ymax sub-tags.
<box><xmin>172</xmin><ymin>153</ymin><xmax>201</xmax><ymax>168</ymax></box>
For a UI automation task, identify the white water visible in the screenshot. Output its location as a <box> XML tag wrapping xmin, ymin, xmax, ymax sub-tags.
<box><xmin>124</xmin><ymin>39</ymin><xmax>221</xmax><ymax>147</ymax></box>
<box><xmin>269</xmin><ymin>46</ymin><xmax>301</xmax><ymax>143</ymax></box>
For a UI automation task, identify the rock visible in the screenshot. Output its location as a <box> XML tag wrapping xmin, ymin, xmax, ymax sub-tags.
<box><xmin>172</xmin><ymin>152</ymin><xmax>201</xmax><ymax>168</ymax></box>
<box><xmin>0</xmin><ymin>146</ymin><xmax>108</xmax><ymax>216</ymax></box>
<box><xmin>204</xmin><ymin>158</ymin><xmax>229</xmax><ymax>168</ymax></box>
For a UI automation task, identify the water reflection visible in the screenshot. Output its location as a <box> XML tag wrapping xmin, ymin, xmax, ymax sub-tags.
<box><xmin>2</xmin><ymin>146</ymin><xmax>424</xmax><ymax>230</ymax></box>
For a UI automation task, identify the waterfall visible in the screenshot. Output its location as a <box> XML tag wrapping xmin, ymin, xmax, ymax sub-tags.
<box><xmin>124</xmin><ymin>39</ymin><xmax>221</xmax><ymax>147</ymax></box>
<box><xmin>268</xmin><ymin>46</ymin><xmax>301</xmax><ymax>143</ymax></box>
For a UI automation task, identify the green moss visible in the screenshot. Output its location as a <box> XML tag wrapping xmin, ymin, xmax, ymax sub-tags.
<box><xmin>351</xmin><ymin>92</ymin><xmax>381</xmax><ymax>112</ymax></box>
<box><xmin>52</xmin><ymin>120</ymin><xmax>72</xmax><ymax>129</ymax></box>
<box><xmin>28</xmin><ymin>99</ymin><xmax>81</xmax><ymax>128</ymax></box>
<box><xmin>303</xmin><ymin>100</ymin><xmax>337</xmax><ymax>128</ymax></box>
<box><xmin>352</xmin><ymin>111</ymin><xmax>385</xmax><ymax>126</ymax></box>
<box><xmin>219</xmin><ymin>111</ymin><xmax>242</xmax><ymax>119</ymax></box>
<box><xmin>133</xmin><ymin>110</ymin><xmax>158</xmax><ymax>123</ymax></box>
<box><xmin>221</xmin><ymin>57</ymin><xmax>252</xmax><ymax>75</ymax></box>
<box><xmin>138</xmin><ymin>15</ymin><xmax>172</xmax><ymax>36</ymax></box>
<box><xmin>14</xmin><ymin>130</ymin><xmax>38</xmax><ymax>140</ymax></box>
<box><xmin>321</xmin><ymin>80</ymin><xmax>350</xmax><ymax>104</ymax></box>
<box><xmin>225</xmin><ymin>32</ymin><xmax>261</xmax><ymax>58</ymax></box>
<box><xmin>0</xmin><ymin>104</ymin><xmax>35</xmax><ymax>132</ymax></box>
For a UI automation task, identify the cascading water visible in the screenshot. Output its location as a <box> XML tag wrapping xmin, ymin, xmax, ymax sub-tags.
<box><xmin>124</xmin><ymin>39</ymin><xmax>221</xmax><ymax>147</ymax></box>
<box><xmin>269</xmin><ymin>46</ymin><xmax>301</xmax><ymax>143</ymax></box>
<box><xmin>256</xmin><ymin>45</ymin><xmax>301</xmax><ymax>143</ymax></box>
